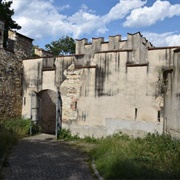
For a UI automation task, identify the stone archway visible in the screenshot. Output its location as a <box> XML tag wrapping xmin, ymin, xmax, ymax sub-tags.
<box><xmin>38</xmin><ymin>89</ymin><xmax>57</xmax><ymax>134</ymax></box>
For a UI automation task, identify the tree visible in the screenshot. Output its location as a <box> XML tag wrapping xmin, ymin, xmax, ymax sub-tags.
<box><xmin>45</xmin><ymin>35</ymin><xmax>75</xmax><ymax>56</ymax></box>
<box><xmin>0</xmin><ymin>0</ymin><xmax>21</xmax><ymax>48</ymax></box>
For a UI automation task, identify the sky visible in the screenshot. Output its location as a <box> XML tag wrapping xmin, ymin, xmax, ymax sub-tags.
<box><xmin>8</xmin><ymin>0</ymin><xmax>180</xmax><ymax>48</ymax></box>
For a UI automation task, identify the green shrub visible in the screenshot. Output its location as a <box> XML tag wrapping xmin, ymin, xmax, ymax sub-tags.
<box><xmin>1</xmin><ymin>118</ymin><xmax>31</xmax><ymax>138</ymax></box>
<box><xmin>1</xmin><ymin>118</ymin><xmax>41</xmax><ymax>138</ymax></box>
<box><xmin>58</xmin><ymin>128</ymin><xmax>80</xmax><ymax>141</ymax></box>
<box><xmin>58</xmin><ymin>129</ymin><xmax>99</xmax><ymax>143</ymax></box>
<box><xmin>30</xmin><ymin>122</ymin><xmax>42</xmax><ymax>135</ymax></box>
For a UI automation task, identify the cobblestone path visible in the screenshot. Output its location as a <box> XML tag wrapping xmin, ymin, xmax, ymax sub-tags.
<box><xmin>2</xmin><ymin>134</ymin><xmax>94</xmax><ymax>180</ymax></box>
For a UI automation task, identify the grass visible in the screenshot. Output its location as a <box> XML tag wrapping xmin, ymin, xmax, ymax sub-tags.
<box><xmin>91</xmin><ymin>132</ymin><xmax>180</xmax><ymax>179</ymax></box>
<box><xmin>58</xmin><ymin>129</ymin><xmax>180</xmax><ymax>179</ymax></box>
<box><xmin>1</xmin><ymin>125</ymin><xmax>180</xmax><ymax>179</ymax></box>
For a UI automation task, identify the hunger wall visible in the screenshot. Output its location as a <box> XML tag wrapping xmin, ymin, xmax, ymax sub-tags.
<box><xmin>0</xmin><ymin>20</ymin><xmax>33</xmax><ymax>119</ymax></box>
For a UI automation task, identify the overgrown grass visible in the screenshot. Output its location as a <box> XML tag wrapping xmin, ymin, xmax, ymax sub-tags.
<box><xmin>91</xmin><ymin>132</ymin><xmax>180</xmax><ymax>179</ymax></box>
<box><xmin>58</xmin><ymin>128</ymin><xmax>80</xmax><ymax>141</ymax></box>
<box><xmin>58</xmin><ymin>129</ymin><xmax>180</xmax><ymax>179</ymax></box>
<box><xmin>58</xmin><ymin>128</ymin><xmax>98</xmax><ymax>143</ymax></box>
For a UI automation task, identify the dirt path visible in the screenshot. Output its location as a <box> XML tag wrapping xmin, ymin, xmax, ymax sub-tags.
<box><xmin>2</xmin><ymin>134</ymin><xmax>94</xmax><ymax>180</ymax></box>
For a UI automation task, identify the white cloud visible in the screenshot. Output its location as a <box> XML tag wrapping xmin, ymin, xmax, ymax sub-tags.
<box><xmin>103</xmin><ymin>0</ymin><xmax>147</xmax><ymax>23</ymax></box>
<box><xmin>123</xmin><ymin>0</ymin><xmax>180</xmax><ymax>27</ymax></box>
<box><xmin>11</xmin><ymin>0</ymin><xmax>102</xmax><ymax>39</ymax></box>
<box><xmin>11</xmin><ymin>0</ymin><xmax>67</xmax><ymax>38</ymax></box>
<box><xmin>57</xmin><ymin>5</ymin><xmax>70</xmax><ymax>12</ymax></box>
<box><xmin>142</xmin><ymin>31</ymin><xmax>180</xmax><ymax>46</ymax></box>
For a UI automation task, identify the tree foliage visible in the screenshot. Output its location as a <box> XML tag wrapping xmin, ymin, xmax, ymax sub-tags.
<box><xmin>0</xmin><ymin>0</ymin><xmax>21</xmax><ymax>48</ymax></box>
<box><xmin>45</xmin><ymin>35</ymin><xmax>75</xmax><ymax>56</ymax></box>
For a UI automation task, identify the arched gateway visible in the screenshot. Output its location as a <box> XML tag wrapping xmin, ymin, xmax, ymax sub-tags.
<box><xmin>30</xmin><ymin>89</ymin><xmax>61</xmax><ymax>136</ymax></box>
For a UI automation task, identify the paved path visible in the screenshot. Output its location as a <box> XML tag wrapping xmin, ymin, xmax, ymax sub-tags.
<box><xmin>2</xmin><ymin>134</ymin><xmax>94</xmax><ymax>180</ymax></box>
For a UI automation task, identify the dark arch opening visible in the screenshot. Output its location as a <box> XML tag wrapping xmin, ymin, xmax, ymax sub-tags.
<box><xmin>37</xmin><ymin>89</ymin><xmax>57</xmax><ymax>134</ymax></box>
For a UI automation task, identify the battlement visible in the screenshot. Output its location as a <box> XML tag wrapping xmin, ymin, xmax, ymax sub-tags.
<box><xmin>75</xmin><ymin>32</ymin><xmax>154</xmax><ymax>65</ymax></box>
<box><xmin>76</xmin><ymin>32</ymin><xmax>153</xmax><ymax>55</ymax></box>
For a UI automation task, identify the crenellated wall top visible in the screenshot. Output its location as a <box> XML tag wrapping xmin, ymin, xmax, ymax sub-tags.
<box><xmin>75</xmin><ymin>32</ymin><xmax>153</xmax><ymax>55</ymax></box>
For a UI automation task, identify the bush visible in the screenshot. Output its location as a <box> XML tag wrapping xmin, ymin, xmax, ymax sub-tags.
<box><xmin>1</xmin><ymin>118</ymin><xmax>41</xmax><ymax>138</ymax></box>
<box><xmin>58</xmin><ymin>128</ymin><xmax>80</xmax><ymax>141</ymax></box>
<box><xmin>1</xmin><ymin>118</ymin><xmax>31</xmax><ymax>138</ymax></box>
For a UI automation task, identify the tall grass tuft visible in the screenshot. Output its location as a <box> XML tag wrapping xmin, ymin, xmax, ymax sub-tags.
<box><xmin>1</xmin><ymin>118</ymin><xmax>31</xmax><ymax>138</ymax></box>
<box><xmin>91</xmin><ymin>132</ymin><xmax>180</xmax><ymax>179</ymax></box>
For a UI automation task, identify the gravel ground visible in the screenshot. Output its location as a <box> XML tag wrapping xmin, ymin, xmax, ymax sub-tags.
<box><xmin>2</xmin><ymin>134</ymin><xmax>95</xmax><ymax>180</ymax></box>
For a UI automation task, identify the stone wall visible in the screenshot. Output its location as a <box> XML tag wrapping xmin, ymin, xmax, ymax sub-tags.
<box><xmin>0</xmin><ymin>49</ymin><xmax>22</xmax><ymax>119</ymax></box>
<box><xmin>8</xmin><ymin>30</ymin><xmax>33</xmax><ymax>58</ymax></box>
<box><xmin>0</xmin><ymin>26</ymin><xmax>33</xmax><ymax>119</ymax></box>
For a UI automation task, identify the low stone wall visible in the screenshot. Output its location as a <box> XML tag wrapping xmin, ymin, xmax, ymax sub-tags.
<box><xmin>105</xmin><ymin>118</ymin><xmax>163</xmax><ymax>137</ymax></box>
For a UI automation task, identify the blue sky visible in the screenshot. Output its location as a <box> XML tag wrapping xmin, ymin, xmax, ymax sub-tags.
<box><xmin>10</xmin><ymin>0</ymin><xmax>180</xmax><ymax>48</ymax></box>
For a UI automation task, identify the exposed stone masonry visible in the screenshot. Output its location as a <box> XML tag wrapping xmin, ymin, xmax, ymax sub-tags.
<box><xmin>0</xmin><ymin>49</ymin><xmax>22</xmax><ymax>118</ymax></box>
<box><xmin>0</xmin><ymin>26</ymin><xmax>33</xmax><ymax>119</ymax></box>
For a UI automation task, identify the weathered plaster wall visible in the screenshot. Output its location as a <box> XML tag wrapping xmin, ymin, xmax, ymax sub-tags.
<box><xmin>22</xmin><ymin>56</ymin><xmax>74</xmax><ymax>119</ymax></box>
<box><xmin>62</xmin><ymin>50</ymin><xmax>163</xmax><ymax>137</ymax></box>
<box><xmin>22</xmin><ymin>32</ymin><xmax>180</xmax><ymax>138</ymax></box>
<box><xmin>164</xmin><ymin>49</ymin><xmax>180</xmax><ymax>138</ymax></box>
<box><xmin>59</xmin><ymin>33</ymin><xmax>163</xmax><ymax>137</ymax></box>
<box><xmin>34</xmin><ymin>47</ymin><xmax>53</xmax><ymax>57</ymax></box>
<box><xmin>22</xmin><ymin>58</ymin><xmax>43</xmax><ymax>118</ymax></box>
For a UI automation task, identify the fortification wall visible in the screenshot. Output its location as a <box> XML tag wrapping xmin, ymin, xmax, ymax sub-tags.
<box><xmin>0</xmin><ymin>49</ymin><xmax>22</xmax><ymax>119</ymax></box>
<box><xmin>21</xmin><ymin>32</ymin><xmax>180</xmax><ymax>138</ymax></box>
<box><xmin>164</xmin><ymin>49</ymin><xmax>180</xmax><ymax>138</ymax></box>
<box><xmin>8</xmin><ymin>30</ymin><xmax>33</xmax><ymax>58</ymax></box>
<box><xmin>0</xmin><ymin>23</ymin><xmax>33</xmax><ymax>119</ymax></box>
<box><xmin>75</xmin><ymin>32</ymin><xmax>153</xmax><ymax>66</ymax></box>
<box><xmin>22</xmin><ymin>56</ymin><xmax>74</xmax><ymax>119</ymax></box>
<box><xmin>62</xmin><ymin>50</ymin><xmax>163</xmax><ymax>137</ymax></box>
<box><xmin>34</xmin><ymin>47</ymin><xmax>53</xmax><ymax>57</ymax></box>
